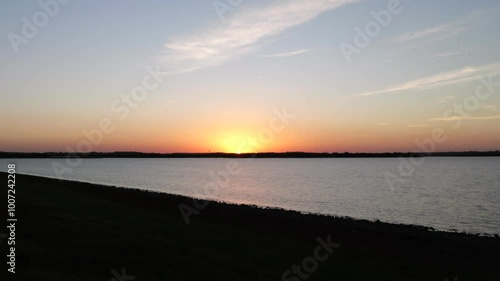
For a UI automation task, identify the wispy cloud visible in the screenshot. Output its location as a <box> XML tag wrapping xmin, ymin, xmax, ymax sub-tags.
<box><xmin>398</xmin><ymin>22</ymin><xmax>463</xmax><ymax>43</ymax></box>
<box><xmin>481</xmin><ymin>105</ymin><xmax>497</xmax><ymax>111</ymax></box>
<box><xmin>435</xmin><ymin>51</ymin><xmax>461</xmax><ymax>58</ymax></box>
<box><xmin>436</xmin><ymin>95</ymin><xmax>457</xmax><ymax>103</ymax></box>
<box><xmin>429</xmin><ymin>115</ymin><xmax>500</xmax><ymax>122</ymax></box>
<box><xmin>397</xmin><ymin>9</ymin><xmax>495</xmax><ymax>44</ymax></box>
<box><xmin>378</xmin><ymin>122</ymin><xmax>390</xmax><ymax>126</ymax></box>
<box><xmin>158</xmin><ymin>0</ymin><xmax>357</xmax><ymax>75</ymax></box>
<box><xmin>408</xmin><ymin>124</ymin><xmax>430</xmax><ymax>128</ymax></box>
<box><xmin>356</xmin><ymin>63</ymin><xmax>500</xmax><ymax>97</ymax></box>
<box><xmin>259</xmin><ymin>48</ymin><xmax>313</xmax><ymax>58</ymax></box>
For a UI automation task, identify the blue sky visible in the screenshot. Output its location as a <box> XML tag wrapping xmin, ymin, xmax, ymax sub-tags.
<box><xmin>1</xmin><ymin>0</ymin><xmax>500</xmax><ymax>152</ymax></box>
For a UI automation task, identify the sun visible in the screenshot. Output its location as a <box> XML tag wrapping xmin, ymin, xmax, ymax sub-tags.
<box><xmin>218</xmin><ymin>132</ymin><xmax>254</xmax><ymax>154</ymax></box>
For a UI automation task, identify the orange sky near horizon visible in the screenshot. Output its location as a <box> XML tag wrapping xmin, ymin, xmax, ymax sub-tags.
<box><xmin>2</xmin><ymin>114</ymin><xmax>498</xmax><ymax>153</ymax></box>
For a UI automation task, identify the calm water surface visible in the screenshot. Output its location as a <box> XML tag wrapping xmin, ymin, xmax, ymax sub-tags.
<box><xmin>1</xmin><ymin>157</ymin><xmax>499</xmax><ymax>234</ymax></box>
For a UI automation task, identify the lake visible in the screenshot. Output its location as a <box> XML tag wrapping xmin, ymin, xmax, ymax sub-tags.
<box><xmin>1</xmin><ymin>157</ymin><xmax>499</xmax><ymax>235</ymax></box>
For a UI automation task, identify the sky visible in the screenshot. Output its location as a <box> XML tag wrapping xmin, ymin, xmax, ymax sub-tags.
<box><xmin>1</xmin><ymin>0</ymin><xmax>500</xmax><ymax>153</ymax></box>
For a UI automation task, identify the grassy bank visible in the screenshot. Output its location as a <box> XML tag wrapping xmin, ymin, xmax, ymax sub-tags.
<box><xmin>1</xmin><ymin>172</ymin><xmax>499</xmax><ymax>280</ymax></box>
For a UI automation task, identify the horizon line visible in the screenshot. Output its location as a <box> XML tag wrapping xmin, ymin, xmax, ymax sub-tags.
<box><xmin>1</xmin><ymin>150</ymin><xmax>499</xmax><ymax>157</ymax></box>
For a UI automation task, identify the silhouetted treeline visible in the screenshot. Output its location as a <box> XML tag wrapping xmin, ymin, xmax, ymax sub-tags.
<box><xmin>1</xmin><ymin>151</ymin><xmax>499</xmax><ymax>158</ymax></box>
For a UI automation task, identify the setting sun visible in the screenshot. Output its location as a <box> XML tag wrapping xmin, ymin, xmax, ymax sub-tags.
<box><xmin>218</xmin><ymin>132</ymin><xmax>254</xmax><ymax>154</ymax></box>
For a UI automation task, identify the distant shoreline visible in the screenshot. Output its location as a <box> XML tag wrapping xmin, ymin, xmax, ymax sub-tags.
<box><xmin>1</xmin><ymin>150</ymin><xmax>499</xmax><ymax>158</ymax></box>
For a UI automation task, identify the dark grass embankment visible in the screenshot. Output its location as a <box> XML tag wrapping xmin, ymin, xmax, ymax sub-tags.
<box><xmin>0</xmin><ymin>172</ymin><xmax>499</xmax><ymax>281</ymax></box>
